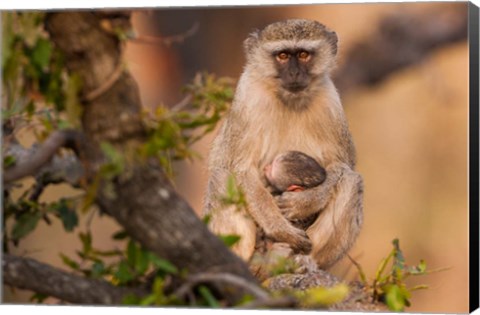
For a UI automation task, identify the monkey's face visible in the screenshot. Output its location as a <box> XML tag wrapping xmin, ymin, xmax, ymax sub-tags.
<box><xmin>243</xmin><ymin>19</ymin><xmax>338</xmax><ymax>109</ymax></box>
<box><xmin>273</xmin><ymin>49</ymin><xmax>313</xmax><ymax>93</ymax></box>
<box><xmin>265</xmin><ymin>151</ymin><xmax>327</xmax><ymax>192</ymax></box>
<box><xmin>264</xmin><ymin>39</ymin><xmax>337</xmax><ymax>107</ymax></box>
<box><xmin>264</xmin><ymin>156</ymin><xmax>291</xmax><ymax>192</ymax></box>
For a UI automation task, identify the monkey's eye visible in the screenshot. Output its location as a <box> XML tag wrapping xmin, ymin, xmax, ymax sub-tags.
<box><xmin>276</xmin><ymin>52</ymin><xmax>290</xmax><ymax>63</ymax></box>
<box><xmin>298</xmin><ymin>51</ymin><xmax>310</xmax><ymax>61</ymax></box>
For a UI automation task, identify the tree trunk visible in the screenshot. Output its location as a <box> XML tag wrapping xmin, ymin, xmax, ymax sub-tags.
<box><xmin>44</xmin><ymin>11</ymin><xmax>257</xmax><ymax>304</ymax></box>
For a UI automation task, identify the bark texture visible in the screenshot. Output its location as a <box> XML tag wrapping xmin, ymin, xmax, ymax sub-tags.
<box><xmin>41</xmin><ymin>11</ymin><xmax>256</xmax><ymax>304</ymax></box>
<box><xmin>3</xmin><ymin>254</ymin><xmax>146</xmax><ymax>304</ymax></box>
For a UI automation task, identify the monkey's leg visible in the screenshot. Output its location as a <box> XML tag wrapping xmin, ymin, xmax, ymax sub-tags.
<box><xmin>203</xmin><ymin>170</ymin><xmax>258</xmax><ymax>261</ymax></box>
<box><xmin>307</xmin><ymin>168</ymin><xmax>364</xmax><ymax>269</ymax></box>
<box><xmin>208</xmin><ymin>204</ymin><xmax>257</xmax><ymax>261</ymax></box>
<box><xmin>275</xmin><ymin>162</ymin><xmax>348</xmax><ymax>221</ymax></box>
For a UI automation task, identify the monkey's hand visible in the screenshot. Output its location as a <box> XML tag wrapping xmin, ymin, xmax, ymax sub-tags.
<box><xmin>264</xmin><ymin>221</ymin><xmax>312</xmax><ymax>254</ymax></box>
<box><xmin>236</xmin><ymin>169</ymin><xmax>313</xmax><ymax>254</ymax></box>
<box><xmin>275</xmin><ymin>162</ymin><xmax>348</xmax><ymax>221</ymax></box>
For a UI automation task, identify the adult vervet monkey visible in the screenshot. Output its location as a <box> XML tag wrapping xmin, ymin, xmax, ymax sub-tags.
<box><xmin>203</xmin><ymin>19</ymin><xmax>363</xmax><ymax>269</ymax></box>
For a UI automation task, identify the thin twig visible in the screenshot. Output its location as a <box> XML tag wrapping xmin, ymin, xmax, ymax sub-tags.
<box><xmin>29</xmin><ymin>181</ymin><xmax>46</xmax><ymax>202</ymax></box>
<box><xmin>171</xmin><ymin>94</ymin><xmax>193</xmax><ymax>112</ymax></box>
<box><xmin>346</xmin><ymin>253</ymin><xmax>367</xmax><ymax>284</ymax></box>
<box><xmin>129</xmin><ymin>22</ymin><xmax>199</xmax><ymax>47</ymax></box>
<box><xmin>85</xmin><ymin>207</ymin><xmax>98</xmax><ymax>231</ymax></box>
<box><xmin>82</xmin><ymin>62</ymin><xmax>125</xmax><ymax>102</ymax></box>
<box><xmin>174</xmin><ymin>272</ymin><xmax>269</xmax><ymax>301</ymax></box>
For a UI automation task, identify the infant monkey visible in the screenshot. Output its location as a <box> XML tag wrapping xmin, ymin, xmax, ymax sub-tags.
<box><xmin>264</xmin><ymin>151</ymin><xmax>327</xmax><ymax>231</ymax></box>
<box><xmin>253</xmin><ymin>151</ymin><xmax>327</xmax><ymax>278</ymax></box>
<box><xmin>264</xmin><ymin>151</ymin><xmax>327</xmax><ymax>194</ymax></box>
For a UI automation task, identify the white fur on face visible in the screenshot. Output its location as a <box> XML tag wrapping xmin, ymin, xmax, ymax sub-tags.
<box><xmin>232</xmin><ymin>69</ymin><xmax>344</xmax><ymax>173</ymax></box>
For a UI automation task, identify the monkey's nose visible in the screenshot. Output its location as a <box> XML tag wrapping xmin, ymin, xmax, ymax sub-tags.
<box><xmin>264</xmin><ymin>164</ymin><xmax>272</xmax><ymax>173</ymax></box>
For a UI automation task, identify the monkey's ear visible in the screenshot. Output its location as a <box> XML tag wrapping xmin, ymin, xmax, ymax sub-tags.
<box><xmin>326</xmin><ymin>30</ymin><xmax>338</xmax><ymax>55</ymax></box>
<box><xmin>243</xmin><ymin>30</ymin><xmax>260</xmax><ymax>54</ymax></box>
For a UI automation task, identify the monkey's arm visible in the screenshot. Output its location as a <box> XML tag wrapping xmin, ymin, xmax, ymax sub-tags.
<box><xmin>237</xmin><ymin>170</ymin><xmax>312</xmax><ymax>253</ymax></box>
<box><xmin>274</xmin><ymin>162</ymin><xmax>348</xmax><ymax>221</ymax></box>
<box><xmin>308</xmin><ymin>167</ymin><xmax>364</xmax><ymax>269</ymax></box>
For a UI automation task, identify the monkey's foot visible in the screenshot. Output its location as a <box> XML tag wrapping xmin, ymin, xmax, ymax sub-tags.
<box><xmin>293</xmin><ymin>254</ymin><xmax>319</xmax><ymax>274</ymax></box>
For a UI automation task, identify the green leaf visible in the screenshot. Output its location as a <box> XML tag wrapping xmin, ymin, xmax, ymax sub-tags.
<box><xmin>18</xmin><ymin>12</ymin><xmax>45</xmax><ymax>46</ymax></box>
<box><xmin>218</xmin><ymin>234</ymin><xmax>241</xmax><ymax>248</ymax></box>
<box><xmin>3</xmin><ymin>155</ymin><xmax>16</xmax><ymax>168</ymax></box>
<box><xmin>198</xmin><ymin>285</ymin><xmax>220</xmax><ymax>308</ymax></box>
<box><xmin>202</xmin><ymin>214</ymin><xmax>212</xmax><ymax>225</ymax></box>
<box><xmin>79</xmin><ymin>232</ymin><xmax>92</xmax><ymax>254</ymax></box>
<box><xmin>235</xmin><ymin>294</ymin><xmax>255</xmax><ymax>306</ymax></box>
<box><xmin>139</xmin><ymin>294</ymin><xmax>157</xmax><ymax>306</ymax></box>
<box><xmin>1</xmin><ymin>13</ymin><xmax>14</xmax><ymax>68</ymax></box>
<box><xmin>112</xmin><ymin>230</ymin><xmax>129</xmax><ymax>240</ymax></box>
<box><xmin>226</xmin><ymin>174</ymin><xmax>236</xmax><ymax>197</ymax></box>
<box><xmin>375</xmin><ymin>249</ymin><xmax>394</xmax><ymax>282</ymax></box>
<box><xmin>59</xmin><ymin>253</ymin><xmax>80</xmax><ymax>271</ymax></box>
<box><xmin>152</xmin><ymin>276</ymin><xmax>165</xmax><ymax>294</ymax></box>
<box><xmin>91</xmin><ymin>261</ymin><xmax>107</xmax><ymax>278</ymax></box>
<box><xmin>30</xmin><ymin>293</ymin><xmax>49</xmax><ymax>303</ymax></box>
<box><xmin>126</xmin><ymin>240</ymin><xmax>136</xmax><ymax>266</ymax></box>
<box><xmin>31</xmin><ymin>38</ymin><xmax>52</xmax><ymax>70</ymax></box>
<box><xmin>298</xmin><ymin>283</ymin><xmax>349</xmax><ymax>307</ymax></box>
<box><xmin>100</xmin><ymin>142</ymin><xmax>125</xmax><ymax>178</ymax></box>
<box><xmin>11</xmin><ymin>212</ymin><xmax>42</xmax><ymax>241</ymax></box>
<box><xmin>57</xmin><ymin>119</ymin><xmax>71</xmax><ymax>130</ymax></box>
<box><xmin>115</xmin><ymin>260</ymin><xmax>134</xmax><ymax>284</ymax></box>
<box><xmin>409</xmin><ymin>284</ymin><xmax>429</xmax><ymax>291</ymax></box>
<box><xmin>56</xmin><ymin>200</ymin><xmax>78</xmax><ymax>232</ymax></box>
<box><xmin>92</xmin><ymin>249</ymin><xmax>121</xmax><ymax>257</ymax></box>
<box><xmin>148</xmin><ymin>253</ymin><xmax>178</xmax><ymax>275</ymax></box>
<box><xmin>64</xmin><ymin>73</ymin><xmax>83</xmax><ymax>128</ymax></box>
<box><xmin>409</xmin><ymin>259</ymin><xmax>427</xmax><ymax>275</ymax></box>
<box><xmin>127</xmin><ymin>243</ymin><xmax>150</xmax><ymax>275</ymax></box>
<box><xmin>145</xmin><ymin>277</ymin><xmax>168</xmax><ymax>305</ymax></box>
<box><xmin>220</xmin><ymin>174</ymin><xmax>246</xmax><ymax>207</ymax></box>
<box><xmin>269</xmin><ymin>256</ymin><xmax>297</xmax><ymax>276</ymax></box>
<box><xmin>384</xmin><ymin>284</ymin><xmax>407</xmax><ymax>312</ymax></box>
<box><xmin>136</xmin><ymin>250</ymin><xmax>150</xmax><ymax>275</ymax></box>
<box><xmin>122</xmin><ymin>294</ymin><xmax>141</xmax><ymax>305</ymax></box>
<box><xmin>347</xmin><ymin>255</ymin><xmax>368</xmax><ymax>285</ymax></box>
<box><xmin>392</xmin><ymin>238</ymin><xmax>406</xmax><ymax>273</ymax></box>
<box><xmin>418</xmin><ymin>260</ymin><xmax>427</xmax><ymax>272</ymax></box>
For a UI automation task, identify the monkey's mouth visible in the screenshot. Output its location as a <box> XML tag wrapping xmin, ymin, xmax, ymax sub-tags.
<box><xmin>283</xmin><ymin>83</ymin><xmax>308</xmax><ymax>93</ymax></box>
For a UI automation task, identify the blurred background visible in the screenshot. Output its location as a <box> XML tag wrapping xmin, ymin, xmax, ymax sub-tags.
<box><xmin>4</xmin><ymin>2</ymin><xmax>470</xmax><ymax>312</ymax></box>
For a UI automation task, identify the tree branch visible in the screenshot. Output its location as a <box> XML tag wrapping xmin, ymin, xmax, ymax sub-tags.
<box><xmin>44</xmin><ymin>11</ymin><xmax>258</xmax><ymax>305</ymax></box>
<box><xmin>2</xmin><ymin>254</ymin><xmax>146</xmax><ymax>304</ymax></box>
<box><xmin>129</xmin><ymin>22</ymin><xmax>200</xmax><ymax>47</ymax></box>
<box><xmin>334</xmin><ymin>3</ymin><xmax>468</xmax><ymax>92</ymax></box>
<box><xmin>3</xmin><ymin>130</ymin><xmax>84</xmax><ymax>184</ymax></box>
<box><xmin>174</xmin><ymin>272</ymin><xmax>270</xmax><ymax>301</ymax></box>
<box><xmin>94</xmin><ymin>163</ymin><xmax>259</xmax><ymax>302</ymax></box>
